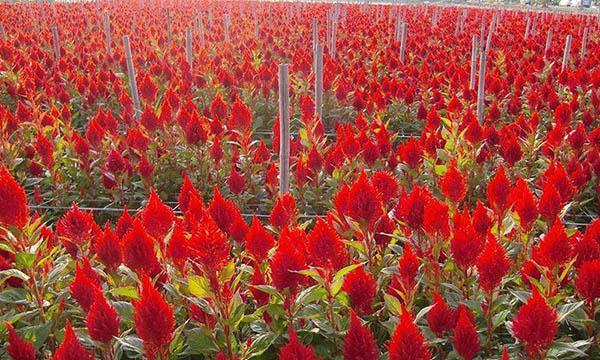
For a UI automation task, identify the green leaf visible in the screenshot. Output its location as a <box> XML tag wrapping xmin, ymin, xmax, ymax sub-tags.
<box><xmin>22</xmin><ymin>322</ymin><xmax>52</xmax><ymax>350</ymax></box>
<box><xmin>557</xmin><ymin>301</ymin><xmax>585</xmax><ymax>323</ymax></box>
<box><xmin>219</xmin><ymin>260</ymin><xmax>236</xmax><ymax>283</ymax></box>
<box><xmin>384</xmin><ymin>294</ymin><xmax>402</xmax><ymax>316</ymax></box>
<box><xmin>109</xmin><ymin>286</ymin><xmax>139</xmax><ymax>300</ymax></box>
<box><xmin>246</xmin><ymin>333</ymin><xmax>278</xmax><ymax>358</ymax></box>
<box><xmin>0</xmin><ymin>269</ymin><xmax>30</xmax><ymax>285</ymax></box>
<box><xmin>333</xmin><ymin>263</ymin><xmax>363</xmax><ymax>282</ymax></box>
<box><xmin>0</xmin><ymin>288</ymin><xmax>28</xmax><ymax>304</ymax></box>
<box><xmin>295</xmin><ymin>285</ymin><xmax>327</xmax><ymax>306</ymax></box>
<box><xmin>184</xmin><ymin>328</ymin><xmax>219</xmax><ymax>355</ymax></box>
<box><xmin>189</xmin><ymin>275</ymin><xmax>213</xmax><ymax>299</ymax></box>
<box><xmin>15</xmin><ymin>252</ymin><xmax>36</xmax><ymax>269</ymax></box>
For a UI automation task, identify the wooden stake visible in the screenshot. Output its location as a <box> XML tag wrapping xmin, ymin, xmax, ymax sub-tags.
<box><xmin>399</xmin><ymin>22</ymin><xmax>407</xmax><ymax>64</ymax></box>
<box><xmin>278</xmin><ymin>64</ymin><xmax>290</xmax><ymax>195</ymax></box>
<box><xmin>562</xmin><ymin>35</ymin><xmax>572</xmax><ymax>72</ymax></box>
<box><xmin>103</xmin><ymin>11</ymin><xmax>111</xmax><ymax>54</ymax></box>
<box><xmin>477</xmin><ymin>22</ymin><xmax>492</xmax><ymax>124</ymax></box>
<box><xmin>123</xmin><ymin>35</ymin><xmax>141</xmax><ymax>118</ymax></box>
<box><xmin>544</xmin><ymin>29</ymin><xmax>552</xmax><ymax>60</ymax></box>
<box><xmin>580</xmin><ymin>27</ymin><xmax>588</xmax><ymax>61</ymax></box>
<box><xmin>166</xmin><ymin>10</ymin><xmax>171</xmax><ymax>49</ymax></box>
<box><xmin>199</xmin><ymin>13</ymin><xmax>206</xmax><ymax>48</ymax></box>
<box><xmin>0</xmin><ymin>23</ymin><xmax>6</xmax><ymax>42</ymax></box>
<box><xmin>313</xmin><ymin>18</ymin><xmax>318</xmax><ymax>54</ymax></box>
<box><xmin>315</xmin><ymin>44</ymin><xmax>323</xmax><ymax>121</ymax></box>
<box><xmin>51</xmin><ymin>26</ymin><xmax>60</xmax><ymax>60</ymax></box>
<box><xmin>224</xmin><ymin>14</ymin><xmax>230</xmax><ymax>43</ymax></box>
<box><xmin>470</xmin><ymin>35</ymin><xmax>478</xmax><ymax>90</ymax></box>
<box><xmin>185</xmin><ymin>28</ymin><xmax>192</xmax><ymax>70</ymax></box>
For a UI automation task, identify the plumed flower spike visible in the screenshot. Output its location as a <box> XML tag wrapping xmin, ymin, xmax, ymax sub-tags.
<box><xmin>270</xmin><ymin>237</ymin><xmax>306</xmax><ymax>293</ymax></box>
<box><xmin>343</xmin><ymin>266</ymin><xmax>376</xmax><ymax>315</ymax></box>
<box><xmin>278</xmin><ymin>328</ymin><xmax>320</xmax><ymax>360</ymax></box>
<box><xmin>486</xmin><ymin>165</ymin><xmax>511</xmax><ymax>215</ymax></box>
<box><xmin>439</xmin><ymin>162</ymin><xmax>467</xmax><ymax>203</ymax></box>
<box><xmin>94</xmin><ymin>223</ymin><xmax>122</xmax><ymax>270</ymax></box>
<box><xmin>188</xmin><ymin>216</ymin><xmax>231</xmax><ymax>272</ymax></box>
<box><xmin>427</xmin><ymin>292</ymin><xmax>455</xmax><ymax>336</ymax></box>
<box><xmin>86</xmin><ymin>293</ymin><xmax>120</xmax><ymax>343</ymax></box>
<box><xmin>344</xmin><ymin>311</ymin><xmax>379</xmax><ymax>360</ymax></box>
<box><xmin>512</xmin><ymin>290</ymin><xmax>558</xmax><ymax>358</ymax></box>
<box><xmin>245</xmin><ymin>215</ymin><xmax>275</xmax><ymax>263</ymax></box>
<box><xmin>178</xmin><ymin>174</ymin><xmax>202</xmax><ymax>214</ymax></box>
<box><xmin>5</xmin><ymin>322</ymin><xmax>36</xmax><ymax>360</ymax></box>
<box><xmin>388</xmin><ymin>309</ymin><xmax>431</xmax><ymax>360</ymax></box>
<box><xmin>69</xmin><ymin>263</ymin><xmax>101</xmax><ymax>312</ymax></box>
<box><xmin>270</xmin><ymin>193</ymin><xmax>297</xmax><ymax>229</ymax></box>
<box><xmin>122</xmin><ymin>219</ymin><xmax>162</xmax><ymax>277</ymax></box>
<box><xmin>134</xmin><ymin>275</ymin><xmax>175</xmax><ymax>358</ymax></box>
<box><xmin>453</xmin><ymin>307</ymin><xmax>480</xmax><ymax>360</ymax></box>
<box><xmin>306</xmin><ymin>218</ymin><xmax>348</xmax><ymax>271</ymax></box>
<box><xmin>0</xmin><ymin>166</ymin><xmax>29</xmax><ymax>228</ymax></box>
<box><xmin>537</xmin><ymin>219</ymin><xmax>571</xmax><ymax>268</ymax></box>
<box><xmin>346</xmin><ymin>172</ymin><xmax>383</xmax><ymax>225</ymax></box>
<box><xmin>141</xmin><ymin>188</ymin><xmax>175</xmax><ymax>243</ymax></box>
<box><xmin>476</xmin><ymin>235</ymin><xmax>511</xmax><ymax>293</ymax></box>
<box><xmin>52</xmin><ymin>320</ymin><xmax>94</xmax><ymax>360</ymax></box>
<box><xmin>575</xmin><ymin>260</ymin><xmax>600</xmax><ymax>301</ymax></box>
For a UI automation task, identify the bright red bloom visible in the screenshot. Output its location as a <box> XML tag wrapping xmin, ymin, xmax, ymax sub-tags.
<box><xmin>270</xmin><ymin>239</ymin><xmax>306</xmax><ymax>293</ymax></box>
<box><xmin>511</xmin><ymin>179</ymin><xmax>538</xmax><ymax>231</ymax></box>
<box><xmin>537</xmin><ymin>220</ymin><xmax>572</xmax><ymax>268</ymax></box>
<box><xmin>423</xmin><ymin>198</ymin><xmax>450</xmax><ymax>238</ymax></box>
<box><xmin>86</xmin><ymin>293</ymin><xmax>120</xmax><ymax>343</ymax></box>
<box><xmin>115</xmin><ymin>207</ymin><xmax>134</xmax><ymax>238</ymax></box>
<box><xmin>575</xmin><ymin>260</ymin><xmax>600</xmax><ymax>301</ymax></box>
<box><xmin>270</xmin><ymin>193</ymin><xmax>297</xmax><ymax>229</ymax></box>
<box><xmin>487</xmin><ymin>166</ymin><xmax>511</xmax><ymax>214</ymax></box>
<box><xmin>0</xmin><ymin>166</ymin><xmax>29</xmax><ymax>228</ymax></box>
<box><xmin>398</xmin><ymin>245</ymin><xmax>420</xmax><ymax>290</ymax></box>
<box><xmin>427</xmin><ymin>292</ymin><xmax>455</xmax><ymax>336</ymax></box>
<box><xmin>343</xmin><ymin>266</ymin><xmax>376</xmax><ymax>315</ymax></box>
<box><xmin>208</xmin><ymin>187</ymin><xmax>240</xmax><ymax>234</ymax></box>
<box><xmin>476</xmin><ymin>235</ymin><xmax>511</xmax><ymax>292</ymax></box>
<box><xmin>279</xmin><ymin>329</ymin><xmax>319</xmax><ymax>360</ymax></box>
<box><xmin>512</xmin><ymin>290</ymin><xmax>558</xmax><ymax>358</ymax></box>
<box><xmin>453</xmin><ymin>307</ymin><xmax>480</xmax><ymax>360</ymax></box>
<box><xmin>134</xmin><ymin>276</ymin><xmax>175</xmax><ymax>357</ymax></box>
<box><xmin>229</xmin><ymin>98</ymin><xmax>252</xmax><ymax>132</ymax></box>
<box><xmin>140</xmin><ymin>105</ymin><xmax>161</xmax><ymax>132</ymax></box>
<box><xmin>343</xmin><ymin>311</ymin><xmax>379</xmax><ymax>360</ymax></box>
<box><xmin>451</xmin><ymin>212</ymin><xmax>485</xmax><ymax>269</ymax></box>
<box><xmin>371</xmin><ymin>171</ymin><xmax>399</xmax><ymax>205</ymax></box>
<box><xmin>140</xmin><ymin>189</ymin><xmax>174</xmax><ymax>243</ymax></box>
<box><xmin>56</xmin><ymin>204</ymin><xmax>100</xmax><ymax>257</ymax></box>
<box><xmin>52</xmin><ymin>320</ymin><xmax>94</xmax><ymax>360</ymax></box>
<box><xmin>227</xmin><ymin>167</ymin><xmax>246</xmax><ymax>195</ymax></box>
<box><xmin>245</xmin><ymin>215</ymin><xmax>275</xmax><ymax>263</ymax></box>
<box><xmin>210</xmin><ymin>93</ymin><xmax>228</xmax><ymax>120</ymax></box>
<box><xmin>388</xmin><ymin>310</ymin><xmax>431</xmax><ymax>360</ymax></box>
<box><xmin>188</xmin><ymin>216</ymin><xmax>231</xmax><ymax>272</ymax></box>
<box><xmin>398</xmin><ymin>137</ymin><xmax>423</xmax><ymax>168</ymax></box>
<box><xmin>5</xmin><ymin>322</ymin><xmax>36</xmax><ymax>360</ymax></box>
<box><xmin>472</xmin><ymin>201</ymin><xmax>493</xmax><ymax>235</ymax></box>
<box><xmin>538</xmin><ymin>182</ymin><xmax>562</xmax><ymax>222</ymax></box>
<box><xmin>178</xmin><ymin>174</ymin><xmax>202</xmax><ymax>214</ymax></box>
<box><xmin>439</xmin><ymin>163</ymin><xmax>466</xmax><ymax>203</ymax></box>
<box><xmin>394</xmin><ymin>185</ymin><xmax>432</xmax><ymax>230</ymax></box>
<box><xmin>306</xmin><ymin>218</ymin><xmax>348</xmax><ymax>271</ymax></box>
<box><xmin>94</xmin><ymin>224</ymin><xmax>122</xmax><ymax>270</ymax></box>
<box><xmin>122</xmin><ymin>220</ymin><xmax>161</xmax><ymax>277</ymax></box>
<box><xmin>69</xmin><ymin>263</ymin><xmax>101</xmax><ymax>312</ymax></box>
<box><xmin>346</xmin><ymin>172</ymin><xmax>383</xmax><ymax>225</ymax></box>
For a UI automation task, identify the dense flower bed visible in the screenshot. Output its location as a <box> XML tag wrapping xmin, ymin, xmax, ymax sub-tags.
<box><xmin>0</xmin><ymin>0</ymin><xmax>599</xmax><ymax>359</ymax></box>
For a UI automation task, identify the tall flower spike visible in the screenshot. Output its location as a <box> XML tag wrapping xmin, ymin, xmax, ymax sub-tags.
<box><xmin>343</xmin><ymin>266</ymin><xmax>376</xmax><ymax>315</ymax></box>
<box><xmin>5</xmin><ymin>322</ymin><xmax>36</xmax><ymax>360</ymax></box>
<box><xmin>486</xmin><ymin>165</ymin><xmax>511</xmax><ymax>215</ymax></box>
<box><xmin>388</xmin><ymin>309</ymin><xmax>431</xmax><ymax>360</ymax></box>
<box><xmin>306</xmin><ymin>218</ymin><xmax>348</xmax><ymax>271</ymax></box>
<box><xmin>427</xmin><ymin>292</ymin><xmax>455</xmax><ymax>336</ymax></box>
<box><xmin>346</xmin><ymin>172</ymin><xmax>383</xmax><ymax>225</ymax></box>
<box><xmin>134</xmin><ymin>275</ymin><xmax>175</xmax><ymax>358</ymax></box>
<box><xmin>439</xmin><ymin>162</ymin><xmax>466</xmax><ymax>204</ymax></box>
<box><xmin>512</xmin><ymin>290</ymin><xmax>558</xmax><ymax>358</ymax></box>
<box><xmin>52</xmin><ymin>320</ymin><xmax>94</xmax><ymax>360</ymax></box>
<box><xmin>86</xmin><ymin>293</ymin><xmax>120</xmax><ymax>343</ymax></box>
<box><xmin>575</xmin><ymin>260</ymin><xmax>600</xmax><ymax>301</ymax></box>
<box><xmin>0</xmin><ymin>166</ymin><xmax>29</xmax><ymax>228</ymax></box>
<box><xmin>140</xmin><ymin>188</ymin><xmax>175</xmax><ymax>243</ymax></box>
<box><xmin>453</xmin><ymin>307</ymin><xmax>480</xmax><ymax>360</ymax></box>
<box><xmin>278</xmin><ymin>328</ymin><xmax>319</xmax><ymax>360</ymax></box>
<box><xmin>245</xmin><ymin>215</ymin><xmax>275</xmax><ymax>263</ymax></box>
<box><xmin>476</xmin><ymin>235</ymin><xmax>511</xmax><ymax>293</ymax></box>
<box><xmin>69</xmin><ymin>263</ymin><xmax>101</xmax><ymax>312</ymax></box>
<box><xmin>343</xmin><ymin>311</ymin><xmax>379</xmax><ymax>360</ymax></box>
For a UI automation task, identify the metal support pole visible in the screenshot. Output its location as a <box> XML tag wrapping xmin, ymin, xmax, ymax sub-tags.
<box><xmin>278</xmin><ymin>64</ymin><xmax>290</xmax><ymax>195</ymax></box>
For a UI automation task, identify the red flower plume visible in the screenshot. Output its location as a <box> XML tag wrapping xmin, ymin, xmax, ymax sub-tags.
<box><xmin>537</xmin><ymin>220</ymin><xmax>572</xmax><ymax>268</ymax></box>
<box><xmin>575</xmin><ymin>260</ymin><xmax>600</xmax><ymax>301</ymax></box>
<box><xmin>346</xmin><ymin>172</ymin><xmax>383</xmax><ymax>225</ymax></box>
<box><xmin>188</xmin><ymin>216</ymin><xmax>231</xmax><ymax>272</ymax></box>
<box><xmin>94</xmin><ymin>223</ymin><xmax>122</xmax><ymax>270</ymax></box>
<box><xmin>270</xmin><ymin>238</ymin><xmax>306</xmax><ymax>293</ymax></box>
<box><xmin>69</xmin><ymin>263</ymin><xmax>101</xmax><ymax>312</ymax></box>
<box><xmin>343</xmin><ymin>311</ymin><xmax>379</xmax><ymax>360</ymax></box>
<box><xmin>439</xmin><ymin>162</ymin><xmax>466</xmax><ymax>203</ymax></box>
<box><xmin>134</xmin><ymin>275</ymin><xmax>175</xmax><ymax>357</ymax></box>
<box><xmin>388</xmin><ymin>310</ymin><xmax>431</xmax><ymax>360</ymax></box>
<box><xmin>122</xmin><ymin>220</ymin><xmax>162</xmax><ymax>277</ymax></box>
<box><xmin>306</xmin><ymin>218</ymin><xmax>348</xmax><ymax>271</ymax></box>
<box><xmin>453</xmin><ymin>307</ymin><xmax>480</xmax><ymax>360</ymax></box>
<box><xmin>140</xmin><ymin>189</ymin><xmax>175</xmax><ymax>243</ymax></box>
<box><xmin>245</xmin><ymin>215</ymin><xmax>275</xmax><ymax>263</ymax></box>
<box><xmin>427</xmin><ymin>292</ymin><xmax>455</xmax><ymax>336</ymax></box>
<box><xmin>5</xmin><ymin>322</ymin><xmax>36</xmax><ymax>360</ymax></box>
<box><xmin>476</xmin><ymin>235</ymin><xmax>511</xmax><ymax>293</ymax></box>
<box><xmin>343</xmin><ymin>266</ymin><xmax>376</xmax><ymax>315</ymax></box>
<box><xmin>398</xmin><ymin>245</ymin><xmax>420</xmax><ymax>290</ymax></box>
<box><xmin>279</xmin><ymin>328</ymin><xmax>319</xmax><ymax>360</ymax></box>
<box><xmin>487</xmin><ymin>165</ymin><xmax>511</xmax><ymax>215</ymax></box>
<box><xmin>512</xmin><ymin>290</ymin><xmax>558</xmax><ymax>358</ymax></box>
<box><xmin>229</xmin><ymin>98</ymin><xmax>253</xmax><ymax>132</ymax></box>
<box><xmin>0</xmin><ymin>166</ymin><xmax>29</xmax><ymax>228</ymax></box>
<box><xmin>270</xmin><ymin>193</ymin><xmax>297</xmax><ymax>229</ymax></box>
<box><xmin>86</xmin><ymin>293</ymin><xmax>120</xmax><ymax>343</ymax></box>
<box><xmin>52</xmin><ymin>320</ymin><xmax>94</xmax><ymax>360</ymax></box>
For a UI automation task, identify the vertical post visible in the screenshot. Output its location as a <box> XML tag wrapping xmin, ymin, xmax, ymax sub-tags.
<box><xmin>254</xmin><ymin>11</ymin><xmax>259</xmax><ymax>38</ymax></box>
<box><xmin>399</xmin><ymin>22</ymin><xmax>407</xmax><ymax>64</ymax></box>
<box><xmin>199</xmin><ymin>13</ymin><xmax>206</xmax><ymax>48</ymax></box>
<box><xmin>0</xmin><ymin>23</ymin><xmax>6</xmax><ymax>42</ymax></box>
<box><xmin>315</xmin><ymin>44</ymin><xmax>323</xmax><ymax>120</ymax></box>
<box><xmin>103</xmin><ymin>11</ymin><xmax>111</xmax><ymax>54</ymax></box>
<box><xmin>312</xmin><ymin>18</ymin><xmax>318</xmax><ymax>53</ymax></box>
<box><xmin>185</xmin><ymin>28</ymin><xmax>192</xmax><ymax>70</ymax></box>
<box><xmin>166</xmin><ymin>10</ymin><xmax>171</xmax><ymax>49</ymax></box>
<box><xmin>562</xmin><ymin>35</ymin><xmax>572</xmax><ymax>72</ymax></box>
<box><xmin>544</xmin><ymin>29</ymin><xmax>552</xmax><ymax>60</ymax></box>
<box><xmin>477</xmin><ymin>23</ymin><xmax>491</xmax><ymax>124</ymax></box>
<box><xmin>524</xmin><ymin>16</ymin><xmax>531</xmax><ymax>39</ymax></box>
<box><xmin>51</xmin><ymin>26</ymin><xmax>60</xmax><ymax>60</ymax></box>
<box><xmin>123</xmin><ymin>36</ymin><xmax>142</xmax><ymax>118</ymax></box>
<box><xmin>580</xmin><ymin>27</ymin><xmax>588</xmax><ymax>61</ymax></box>
<box><xmin>470</xmin><ymin>35</ymin><xmax>478</xmax><ymax>90</ymax></box>
<box><xmin>278</xmin><ymin>64</ymin><xmax>290</xmax><ymax>195</ymax></box>
<box><xmin>224</xmin><ymin>14</ymin><xmax>230</xmax><ymax>43</ymax></box>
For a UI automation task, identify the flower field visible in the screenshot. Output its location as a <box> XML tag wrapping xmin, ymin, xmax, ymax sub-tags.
<box><xmin>0</xmin><ymin>0</ymin><xmax>599</xmax><ymax>359</ymax></box>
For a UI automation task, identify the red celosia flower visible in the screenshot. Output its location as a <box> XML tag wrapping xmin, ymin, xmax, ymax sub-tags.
<box><xmin>537</xmin><ymin>220</ymin><xmax>572</xmax><ymax>268</ymax></box>
<box><xmin>423</xmin><ymin>198</ymin><xmax>450</xmax><ymax>238</ymax></box>
<box><xmin>270</xmin><ymin>193</ymin><xmax>297</xmax><ymax>229</ymax></box>
<box><xmin>279</xmin><ymin>329</ymin><xmax>319</xmax><ymax>360</ymax></box>
<box><xmin>439</xmin><ymin>163</ymin><xmax>466</xmax><ymax>203</ymax></box>
<box><xmin>0</xmin><ymin>167</ymin><xmax>29</xmax><ymax>229</ymax></box>
<box><xmin>52</xmin><ymin>320</ymin><xmax>94</xmax><ymax>360</ymax></box>
<box><xmin>208</xmin><ymin>187</ymin><xmax>239</xmax><ymax>234</ymax></box>
<box><xmin>487</xmin><ymin>166</ymin><xmax>511</xmax><ymax>215</ymax></box>
<box><xmin>538</xmin><ymin>182</ymin><xmax>562</xmax><ymax>222</ymax></box>
<box><xmin>122</xmin><ymin>220</ymin><xmax>162</xmax><ymax>277</ymax></box>
<box><xmin>395</xmin><ymin>185</ymin><xmax>432</xmax><ymax>230</ymax></box>
<box><xmin>453</xmin><ymin>307</ymin><xmax>480</xmax><ymax>360</ymax></box>
<box><xmin>56</xmin><ymin>204</ymin><xmax>100</xmax><ymax>257</ymax></box>
<box><xmin>69</xmin><ymin>263</ymin><xmax>101</xmax><ymax>312</ymax></box>
<box><xmin>343</xmin><ymin>311</ymin><xmax>379</xmax><ymax>360</ymax></box>
<box><xmin>575</xmin><ymin>260</ymin><xmax>600</xmax><ymax>301</ymax></box>
<box><xmin>398</xmin><ymin>137</ymin><xmax>423</xmax><ymax>168</ymax></box>
<box><xmin>476</xmin><ymin>235</ymin><xmax>511</xmax><ymax>293</ymax></box>
<box><xmin>306</xmin><ymin>218</ymin><xmax>348</xmax><ymax>271</ymax></box>
<box><xmin>134</xmin><ymin>275</ymin><xmax>175</xmax><ymax>358</ymax></box>
<box><xmin>140</xmin><ymin>105</ymin><xmax>161</xmax><ymax>132</ymax></box>
<box><xmin>346</xmin><ymin>172</ymin><xmax>383</xmax><ymax>225</ymax></box>
<box><xmin>178</xmin><ymin>174</ymin><xmax>202</xmax><ymax>214</ymax></box>
<box><xmin>472</xmin><ymin>201</ymin><xmax>493</xmax><ymax>235</ymax></box>
<box><xmin>210</xmin><ymin>93</ymin><xmax>228</xmax><ymax>121</ymax></box>
<box><xmin>139</xmin><ymin>74</ymin><xmax>157</xmax><ymax>103</ymax></box>
<box><xmin>398</xmin><ymin>245</ymin><xmax>420</xmax><ymax>290</ymax></box>
<box><xmin>227</xmin><ymin>166</ymin><xmax>246</xmax><ymax>195</ymax></box>
<box><xmin>451</xmin><ymin>213</ymin><xmax>485</xmax><ymax>270</ymax></box>
<box><xmin>270</xmin><ymin>239</ymin><xmax>306</xmax><ymax>293</ymax></box>
<box><xmin>388</xmin><ymin>310</ymin><xmax>431</xmax><ymax>360</ymax></box>
<box><xmin>115</xmin><ymin>207</ymin><xmax>134</xmax><ymax>238</ymax></box>
<box><xmin>511</xmin><ymin>179</ymin><xmax>538</xmax><ymax>231</ymax></box>
<box><xmin>5</xmin><ymin>322</ymin><xmax>36</xmax><ymax>360</ymax></box>
<box><xmin>166</xmin><ymin>225</ymin><xmax>189</xmax><ymax>269</ymax></box>
<box><xmin>140</xmin><ymin>189</ymin><xmax>174</xmax><ymax>243</ymax></box>
<box><xmin>371</xmin><ymin>171</ymin><xmax>399</xmax><ymax>205</ymax></box>
<box><xmin>94</xmin><ymin>224</ymin><xmax>122</xmax><ymax>270</ymax></box>
<box><xmin>188</xmin><ymin>216</ymin><xmax>231</xmax><ymax>272</ymax></box>
<box><xmin>86</xmin><ymin>293</ymin><xmax>120</xmax><ymax>343</ymax></box>
<box><xmin>245</xmin><ymin>215</ymin><xmax>275</xmax><ymax>263</ymax></box>
<box><xmin>427</xmin><ymin>292</ymin><xmax>455</xmax><ymax>336</ymax></box>
<box><xmin>343</xmin><ymin>266</ymin><xmax>376</xmax><ymax>315</ymax></box>
<box><xmin>512</xmin><ymin>290</ymin><xmax>558</xmax><ymax>358</ymax></box>
<box><xmin>229</xmin><ymin>98</ymin><xmax>252</xmax><ymax>132</ymax></box>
